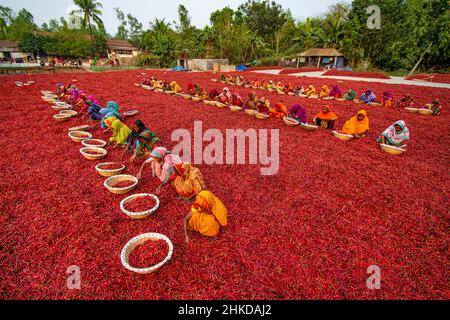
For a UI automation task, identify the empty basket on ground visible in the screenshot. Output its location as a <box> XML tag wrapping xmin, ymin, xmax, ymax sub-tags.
<box><xmin>124</xmin><ymin>110</ymin><xmax>139</xmax><ymax>117</ymax></box>
<box><xmin>53</xmin><ymin>114</ymin><xmax>72</xmax><ymax>122</ymax></box>
<box><xmin>82</xmin><ymin>139</ymin><xmax>107</xmax><ymax>148</ymax></box>
<box><xmin>380</xmin><ymin>143</ymin><xmax>406</xmax><ymax>155</ymax></box>
<box><xmin>120</xmin><ymin>194</ymin><xmax>160</xmax><ymax>219</ymax></box>
<box><xmin>59</xmin><ymin>110</ymin><xmax>78</xmax><ymax>117</ymax></box>
<box><xmin>52</xmin><ymin>104</ymin><xmax>71</xmax><ymax>111</ymax></box>
<box><xmin>332</xmin><ymin>131</ymin><xmax>354</xmax><ymax>141</ymax></box>
<box><xmin>95</xmin><ymin>162</ymin><xmax>126</xmax><ymax>177</ymax></box>
<box><xmin>79</xmin><ymin>147</ymin><xmax>108</xmax><ymax>160</ymax></box>
<box><xmin>120</xmin><ymin>233</ymin><xmax>173</xmax><ymax>274</ymax></box>
<box><xmin>230</xmin><ymin>106</ymin><xmax>242</xmax><ymax>112</ymax></box>
<box><xmin>255</xmin><ymin>113</ymin><xmax>269</xmax><ymax>120</ymax></box>
<box><xmin>405</xmin><ymin>107</ymin><xmax>420</xmax><ymax>113</ymax></box>
<box><xmin>104</xmin><ymin>175</ymin><xmax>138</xmax><ymax>195</ymax></box>
<box><xmin>204</xmin><ymin>100</ymin><xmax>216</xmax><ymax>106</ymax></box>
<box><xmin>300</xmin><ymin>123</ymin><xmax>319</xmax><ymax>131</ymax></box>
<box><xmin>68</xmin><ymin>131</ymin><xmax>93</xmax><ymax>143</ymax></box>
<box><xmin>283</xmin><ymin>117</ymin><xmax>299</xmax><ymax>127</ymax></box>
<box><xmin>418</xmin><ymin>108</ymin><xmax>433</xmax><ymax>116</ymax></box>
<box><xmin>68</xmin><ymin>125</ymin><xmax>90</xmax><ymax>132</ymax></box>
<box><xmin>245</xmin><ymin>109</ymin><xmax>257</xmax><ymax>116</ymax></box>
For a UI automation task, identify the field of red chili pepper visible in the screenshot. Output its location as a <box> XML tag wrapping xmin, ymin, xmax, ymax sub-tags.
<box><xmin>1</xmin><ymin>69</ymin><xmax>449</xmax><ymax>300</ymax></box>
<box><xmin>406</xmin><ymin>73</ymin><xmax>450</xmax><ymax>84</ymax></box>
<box><xmin>323</xmin><ymin>69</ymin><xmax>391</xmax><ymax>79</ymax></box>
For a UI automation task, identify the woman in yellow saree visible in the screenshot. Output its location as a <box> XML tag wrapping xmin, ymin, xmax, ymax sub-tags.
<box><xmin>170</xmin><ymin>81</ymin><xmax>182</xmax><ymax>93</ymax></box>
<box><xmin>109</xmin><ymin>119</ymin><xmax>132</xmax><ymax>145</ymax></box>
<box><xmin>319</xmin><ymin>85</ymin><xmax>330</xmax><ymax>98</ymax></box>
<box><xmin>184</xmin><ymin>190</ymin><xmax>228</xmax><ymax>242</ymax></box>
<box><xmin>340</xmin><ymin>110</ymin><xmax>370</xmax><ymax>137</ymax></box>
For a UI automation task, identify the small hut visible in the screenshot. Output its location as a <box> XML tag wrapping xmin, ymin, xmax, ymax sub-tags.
<box><xmin>297</xmin><ymin>48</ymin><xmax>345</xmax><ymax>68</ymax></box>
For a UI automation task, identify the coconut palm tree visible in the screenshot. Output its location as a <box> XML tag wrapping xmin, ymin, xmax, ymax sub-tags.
<box><xmin>71</xmin><ymin>0</ymin><xmax>104</xmax><ymax>44</ymax></box>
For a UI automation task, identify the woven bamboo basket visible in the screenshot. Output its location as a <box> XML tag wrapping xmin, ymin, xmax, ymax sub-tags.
<box><xmin>52</xmin><ymin>104</ymin><xmax>71</xmax><ymax>111</ymax></box>
<box><xmin>336</xmin><ymin>98</ymin><xmax>345</xmax><ymax>101</ymax></box>
<box><xmin>154</xmin><ymin>88</ymin><xmax>164</xmax><ymax>93</ymax></box>
<box><xmin>182</xmin><ymin>94</ymin><xmax>192</xmax><ymax>100</ymax></box>
<box><xmin>230</xmin><ymin>106</ymin><xmax>242</xmax><ymax>112</ymax></box>
<box><xmin>215</xmin><ymin>102</ymin><xmax>227</xmax><ymax>108</ymax></box>
<box><xmin>203</xmin><ymin>100</ymin><xmax>216</xmax><ymax>106</ymax></box>
<box><xmin>69</xmin><ymin>125</ymin><xmax>90</xmax><ymax>132</ymax></box>
<box><xmin>299</xmin><ymin>94</ymin><xmax>308</xmax><ymax>98</ymax></box>
<box><xmin>134</xmin><ymin>83</ymin><xmax>142</xmax><ymax>87</ymax></box>
<box><xmin>370</xmin><ymin>102</ymin><xmax>382</xmax><ymax>107</ymax></box>
<box><xmin>353</xmin><ymin>99</ymin><xmax>362</xmax><ymax>104</ymax></box>
<box><xmin>104</xmin><ymin>174</ymin><xmax>138</xmax><ymax>195</ymax></box>
<box><xmin>322</xmin><ymin>96</ymin><xmax>335</xmax><ymax>100</ymax></box>
<box><xmin>41</xmin><ymin>90</ymin><xmax>53</xmax><ymax>95</ymax></box>
<box><xmin>120</xmin><ymin>233</ymin><xmax>173</xmax><ymax>274</ymax></box>
<box><xmin>380</xmin><ymin>143</ymin><xmax>406</xmax><ymax>155</ymax></box>
<box><xmin>211</xmin><ymin>79</ymin><xmax>218</xmax><ymax>83</ymax></box>
<box><xmin>300</xmin><ymin>123</ymin><xmax>319</xmax><ymax>131</ymax></box>
<box><xmin>164</xmin><ymin>91</ymin><xmax>175</xmax><ymax>95</ymax></box>
<box><xmin>245</xmin><ymin>109</ymin><xmax>257</xmax><ymax>116</ymax></box>
<box><xmin>68</xmin><ymin>131</ymin><xmax>93</xmax><ymax>143</ymax></box>
<box><xmin>308</xmin><ymin>95</ymin><xmax>319</xmax><ymax>99</ymax></box>
<box><xmin>142</xmin><ymin>85</ymin><xmax>152</xmax><ymax>90</ymax></box>
<box><xmin>120</xmin><ymin>193</ymin><xmax>160</xmax><ymax>219</ymax></box>
<box><xmin>283</xmin><ymin>117</ymin><xmax>299</xmax><ymax>127</ymax></box>
<box><xmin>277</xmin><ymin>90</ymin><xmax>285</xmax><ymax>95</ymax></box>
<box><xmin>405</xmin><ymin>107</ymin><xmax>419</xmax><ymax>113</ymax></box>
<box><xmin>82</xmin><ymin>139</ymin><xmax>107</xmax><ymax>148</ymax></box>
<box><xmin>418</xmin><ymin>108</ymin><xmax>433</xmax><ymax>116</ymax></box>
<box><xmin>53</xmin><ymin>114</ymin><xmax>72</xmax><ymax>122</ymax></box>
<box><xmin>59</xmin><ymin>110</ymin><xmax>78</xmax><ymax>117</ymax></box>
<box><xmin>192</xmin><ymin>97</ymin><xmax>203</xmax><ymax>102</ymax></box>
<box><xmin>255</xmin><ymin>112</ymin><xmax>269</xmax><ymax>120</ymax></box>
<box><xmin>95</xmin><ymin>162</ymin><xmax>126</xmax><ymax>177</ymax></box>
<box><xmin>80</xmin><ymin>147</ymin><xmax>108</xmax><ymax>160</ymax></box>
<box><xmin>288</xmin><ymin>92</ymin><xmax>295</xmax><ymax>96</ymax></box>
<box><xmin>332</xmin><ymin>131</ymin><xmax>354</xmax><ymax>141</ymax></box>
<box><xmin>124</xmin><ymin>110</ymin><xmax>139</xmax><ymax>117</ymax></box>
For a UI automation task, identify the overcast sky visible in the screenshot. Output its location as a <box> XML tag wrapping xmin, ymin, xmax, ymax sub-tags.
<box><xmin>1</xmin><ymin>0</ymin><xmax>351</xmax><ymax>34</ymax></box>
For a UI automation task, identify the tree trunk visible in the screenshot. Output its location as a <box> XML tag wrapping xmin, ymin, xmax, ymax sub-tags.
<box><xmin>88</xmin><ymin>13</ymin><xmax>94</xmax><ymax>56</ymax></box>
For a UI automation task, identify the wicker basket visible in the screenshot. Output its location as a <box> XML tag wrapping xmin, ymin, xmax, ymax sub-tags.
<box><xmin>104</xmin><ymin>174</ymin><xmax>138</xmax><ymax>195</ymax></box>
<box><xmin>69</xmin><ymin>125</ymin><xmax>90</xmax><ymax>132</ymax></box>
<box><xmin>53</xmin><ymin>114</ymin><xmax>72</xmax><ymax>122</ymax></box>
<box><xmin>164</xmin><ymin>91</ymin><xmax>175</xmax><ymax>95</ymax></box>
<box><xmin>380</xmin><ymin>143</ymin><xmax>406</xmax><ymax>155</ymax></box>
<box><xmin>134</xmin><ymin>83</ymin><xmax>142</xmax><ymax>87</ymax></box>
<box><xmin>124</xmin><ymin>110</ymin><xmax>139</xmax><ymax>117</ymax></box>
<box><xmin>405</xmin><ymin>107</ymin><xmax>419</xmax><ymax>113</ymax></box>
<box><xmin>255</xmin><ymin>112</ymin><xmax>269</xmax><ymax>120</ymax></box>
<box><xmin>60</xmin><ymin>110</ymin><xmax>78</xmax><ymax>117</ymax></box>
<box><xmin>308</xmin><ymin>95</ymin><xmax>319</xmax><ymax>99</ymax></box>
<box><xmin>68</xmin><ymin>131</ymin><xmax>93</xmax><ymax>143</ymax></box>
<box><xmin>245</xmin><ymin>109</ymin><xmax>257</xmax><ymax>116</ymax></box>
<box><xmin>332</xmin><ymin>131</ymin><xmax>354</xmax><ymax>141</ymax></box>
<box><xmin>418</xmin><ymin>108</ymin><xmax>433</xmax><ymax>116</ymax></box>
<box><xmin>277</xmin><ymin>90</ymin><xmax>285</xmax><ymax>95</ymax></box>
<box><xmin>300</xmin><ymin>123</ymin><xmax>319</xmax><ymax>131</ymax></box>
<box><xmin>120</xmin><ymin>233</ymin><xmax>173</xmax><ymax>274</ymax></box>
<box><xmin>203</xmin><ymin>100</ymin><xmax>216</xmax><ymax>106</ymax></box>
<box><xmin>52</xmin><ymin>104</ymin><xmax>71</xmax><ymax>111</ymax></box>
<box><xmin>283</xmin><ymin>117</ymin><xmax>299</xmax><ymax>127</ymax></box>
<box><xmin>353</xmin><ymin>99</ymin><xmax>362</xmax><ymax>104</ymax></box>
<box><xmin>82</xmin><ymin>139</ymin><xmax>107</xmax><ymax>148</ymax></box>
<box><xmin>154</xmin><ymin>88</ymin><xmax>164</xmax><ymax>93</ymax></box>
<box><xmin>299</xmin><ymin>94</ymin><xmax>308</xmax><ymax>98</ymax></box>
<box><xmin>335</xmin><ymin>98</ymin><xmax>345</xmax><ymax>101</ymax></box>
<box><xmin>215</xmin><ymin>102</ymin><xmax>226</xmax><ymax>108</ymax></box>
<box><xmin>230</xmin><ymin>106</ymin><xmax>242</xmax><ymax>112</ymax></box>
<box><xmin>120</xmin><ymin>193</ymin><xmax>160</xmax><ymax>219</ymax></box>
<box><xmin>41</xmin><ymin>90</ymin><xmax>53</xmax><ymax>95</ymax></box>
<box><xmin>192</xmin><ymin>97</ymin><xmax>203</xmax><ymax>102</ymax></box>
<box><xmin>80</xmin><ymin>147</ymin><xmax>108</xmax><ymax>160</ymax></box>
<box><xmin>370</xmin><ymin>102</ymin><xmax>382</xmax><ymax>107</ymax></box>
<box><xmin>182</xmin><ymin>94</ymin><xmax>192</xmax><ymax>100</ymax></box>
<box><xmin>322</xmin><ymin>96</ymin><xmax>335</xmax><ymax>100</ymax></box>
<box><xmin>211</xmin><ymin>79</ymin><xmax>218</xmax><ymax>83</ymax></box>
<box><xmin>95</xmin><ymin>162</ymin><xmax>126</xmax><ymax>177</ymax></box>
<box><xmin>288</xmin><ymin>92</ymin><xmax>295</xmax><ymax>96</ymax></box>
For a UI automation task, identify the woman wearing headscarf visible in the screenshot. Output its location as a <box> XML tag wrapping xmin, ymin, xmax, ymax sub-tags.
<box><xmin>395</xmin><ymin>94</ymin><xmax>416</xmax><ymax>108</ymax></box>
<box><xmin>287</xmin><ymin>104</ymin><xmax>308</xmax><ymax>124</ymax></box>
<box><xmin>360</xmin><ymin>90</ymin><xmax>376</xmax><ymax>104</ymax></box>
<box><xmin>341</xmin><ymin>110</ymin><xmax>370</xmax><ymax>137</ymax></box>
<box><xmin>304</xmin><ymin>85</ymin><xmax>317</xmax><ymax>97</ymax></box>
<box><xmin>184</xmin><ymin>190</ymin><xmax>228</xmax><ymax>242</ymax></box>
<box><xmin>131</xmin><ymin>130</ymin><xmax>161</xmax><ymax>161</ymax></box>
<box><xmin>209</xmin><ymin>88</ymin><xmax>220</xmax><ymax>100</ymax></box>
<box><xmin>292</xmin><ymin>85</ymin><xmax>305</xmax><ymax>96</ymax></box>
<box><xmin>376</xmin><ymin>120</ymin><xmax>410</xmax><ymax>147</ymax></box>
<box><xmin>137</xmin><ymin>147</ymin><xmax>182</xmax><ymax>193</ymax></box>
<box><xmin>231</xmin><ymin>92</ymin><xmax>244</xmax><ymax>107</ymax></box>
<box><xmin>84</xmin><ymin>99</ymin><xmax>103</xmax><ymax>121</ymax></box>
<box><xmin>216</xmin><ymin>87</ymin><xmax>232</xmax><ymax>104</ymax></box>
<box><xmin>170</xmin><ymin>81</ymin><xmax>182</xmax><ymax>93</ymax></box>
<box><xmin>329</xmin><ymin>85</ymin><xmax>343</xmax><ymax>98</ymax></box>
<box><xmin>125</xmin><ymin>120</ymin><xmax>147</xmax><ymax>154</ymax></box>
<box><xmin>343</xmin><ymin>89</ymin><xmax>357</xmax><ymax>101</ymax></box>
<box><xmin>319</xmin><ymin>85</ymin><xmax>331</xmax><ymax>98</ymax></box>
<box><xmin>171</xmin><ymin>162</ymin><xmax>207</xmax><ymax>201</ymax></box>
<box><xmin>108</xmin><ymin>119</ymin><xmax>132</xmax><ymax>146</ymax></box>
<box><xmin>269</xmin><ymin>102</ymin><xmax>288</xmax><ymax>118</ymax></box>
<box><xmin>381</xmin><ymin>91</ymin><xmax>394</xmax><ymax>108</ymax></box>
<box><xmin>425</xmin><ymin>99</ymin><xmax>442</xmax><ymax>115</ymax></box>
<box><xmin>256</xmin><ymin>97</ymin><xmax>271</xmax><ymax>114</ymax></box>
<box><xmin>313</xmin><ymin>105</ymin><xmax>338</xmax><ymax>129</ymax></box>
<box><xmin>245</xmin><ymin>92</ymin><xmax>259</xmax><ymax>110</ymax></box>
<box><xmin>100</xmin><ymin>101</ymin><xmax>123</xmax><ymax>129</ymax></box>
